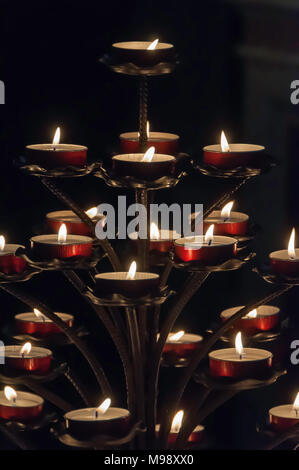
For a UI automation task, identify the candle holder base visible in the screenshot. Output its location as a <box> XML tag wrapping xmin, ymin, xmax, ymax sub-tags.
<box><xmin>100</xmin><ymin>53</ymin><xmax>178</xmax><ymax>76</ymax></box>
<box><xmin>171</xmin><ymin>248</ymin><xmax>255</xmax><ymax>272</ymax></box>
<box><xmin>253</xmin><ymin>264</ymin><xmax>299</xmax><ymax>286</ymax></box>
<box><xmin>0</xmin><ymin>267</ymin><xmax>42</xmax><ymax>284</ymax></box>
<box><xmin>0</xmin><ymin>362</ymin><xmax>68</xmax><ymax>385</ymax></box>
<box><xmin>15</xmin><ymin>157</ymin><xmax>102</xmax><ymax>179</ymax></box>
<box><xmin>84</xmin><ymin>286</ymin><xmax>174</xmax><ymax>307</ymax></box>
<box><xmin>256</xmin><ymin>422</ymin><xmax>299</xmax><ymax>450</ymax></box>
<box><xmin>1</xmin><ymin>409</ymin><xmax>59</xmax><ymax>433</ymax></box>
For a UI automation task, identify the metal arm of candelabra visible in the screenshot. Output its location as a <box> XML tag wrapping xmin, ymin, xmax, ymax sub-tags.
<box><xmin>203</xmin><ymin>177</ymin><xmax>251</xmax><ymax>218</ymax></box>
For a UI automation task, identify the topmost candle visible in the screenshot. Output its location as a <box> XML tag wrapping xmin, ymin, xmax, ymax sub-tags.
<box><xmin>111</xmin><ymin>39</ymin><xmax>175</xmax><ymax>67</ymax></box>
<box><xmin>26</xmin><ymin>127</ymin><xmax>87</xmax><ymax>169</ymax></box>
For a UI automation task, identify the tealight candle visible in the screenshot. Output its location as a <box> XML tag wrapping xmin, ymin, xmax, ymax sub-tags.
<box><xmin>156</xmin><ymin>411</ymin><xmax>204</xmax><ymax>445</ymax></box>
<box><xmin>162</xmin><ymin>331</ymin><xmax>203</xmax><ymax>366</ymax></box>
<box><xmin>202</xmin><ymin>201</ymin><xmax>249</xmax><ymax>236</ymax></box>
<box><xmin>111</xmin><ymin>39</ymin><xmax>175</xmax><ymax>67</ymax></box>
<box><xmin>269</xmin><ymin>393</ymin><xmax>299</xmax><ymax>433</ymax></box>
<box><xmin>64</xmin><ymin>398</ymin><xmax>131</xmax><ymax>438</ymax></box>
<box><xmin>95</xmin><ymin>261</ymin><xmax>160</xmax><ymax>298</ymax></box>
<box><xmin>46</xmin><ymin>208</ymin><xmax>103</xmax><ymax>236</ymax></box>
<box><xmin>26</xmin><ymin>127</ymin><xmax>87</xmax><ymax>169</ymax></box>
<box><xmin>120</xmin><ymin>122</ymin><xmax>179</xmax><ymax>154</ymax></box>
<box><xmin>149</xmin><ymin>223</ymin><xmax>180</xmax><ymax>253</ymax></box>
<box><xmin>174</xmin><ymin>225</ymin><xmax>237</xmax><ymax>264</ymax></box>
<box><xmin>270</xmin><ymin>228</ymin><xmax>299</xmax><ymax>277</ymax></box>
<box><xmin>1</xmin><ymin>343</ymin><xmax>52</xmax><ymax>374</ymax></box>
<box><xmin>203</xmin><ymin>131</ymin><xmax>264</xmax><ymax>169</ymax></box>
<box><xmin>0</xmin><ymin>386</ymin><xmax>44</xmax><ymax>421</ymax></box>
<box><xmin>30</xmin><ymin>224</ymin><xmax>93</xmax><ymax>259</ymax></box>
<box><xmin>15</xmin><ymin>309</ymin><xmax>74</xmax><ymax>337</ymax></box>
<box><xmin>220</xmin><ymin>305</ymin><xmax>280</xmax><ymax>334</ymax></box>
<box><xmin>209</xmin><ymin>332</ymin><xmax>273</xmax><ymax>379</ymax></box>
<box><xmin>112</xmin><ymin>146</ymin><xmax>175</xmax><ymax>181</ymax></box>
<box><xmin>0</xmin><ymin>236</ymin><xmax>27</xmax><ymax>275</ymax></box>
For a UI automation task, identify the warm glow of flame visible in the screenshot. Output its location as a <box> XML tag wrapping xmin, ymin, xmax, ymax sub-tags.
<box><xmin>204</xmin><ymin>224</ymin><xmax>214</xmax><ymax>245</ymax></box>
<box><xmin>34</xmin><ymin>308</ymin><xmax>42</xmax><ymax>318</ymax></box>
<box><xmin>235</xmin><ymin>331</ymin><xmax>243</xmax><ymax>357</ymax></box>
<box><xmin>171</xmin><ymin>410</ymin><xmax>184</xmax><ymax>433</ymax></box>
<box><xmin>146</xmin><ymin>121</ymin><xmax>150</xmax><ymax>138</ymax></box>
<box><xmin>221</xmin><ymin>131</ymin><xmax>230</xmax><ymax>152</ymax></box>
<box><xmin>126</xmin><ymin>261</ymin><xmax>137</xmax><ymax>280</ymax></box>
<box><xmin>0</xmin><ymin>236</ymin><xmax>5</xmax><ymax>251</ymax></box>
<box><xmin>150</xmin><ymin>222</ymin><xmax>160</xmax><ymax>240</ymax></box>
<box><xmin>246</xmin><ymin>309</ymin><xmax>257</xmax><ymax>319</ymax></box>
<box><xmin>169</xmin><ymin>331</ymin><xmax>185</xmax><ymax>342</ymax></box>
<box><xmin>293</xmin><ymin>392</ymin><xmax>299</xmax><ymax>411</ymax></box>
<box><xmin>20</xmin><ymin>342</ymin><xmax>32</xmax><ymax>355</ymax></box>
<box><xmin>85</xmin><ymin>207</ymin><xmax>98</xmax><ymax>218</ymax></box>
<box><xmin>52</xmin><ymin>127</ymin><xmax>61</xmax><ymax>145</ymax></box>
<box><xmin>97</xmin><ymin>398</ymin><xmax>111</xmax><ymax>414</ymax></box>
<box><xmin>220</xmin><ymin>201</ymin><xmax>234</xmax><ymax>219</ymax></box>
<box><xmin>4</xmin><ymin>386</ymin><xmax>17</xmax><ymax>402</ymax></box>
<box><xmin>58</xmin><ymin>223</ymin><xmax>67</xmax><ymax>243</ymax></box>
<box><xmin>288</xmin><ymin>228</ymin><xmax>296</xmax><ymax>260</ymax></box>
<box><xmin>142</xmin><ymin>146</ymin><xmax>155</xmax><ymax>162</ymax></box>
<box><xmin>147</xmin><ymin>39</ymin><xmax>159</xmax><ymax>50</ymax></box>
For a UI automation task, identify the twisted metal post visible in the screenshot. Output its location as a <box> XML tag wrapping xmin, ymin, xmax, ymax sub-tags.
<box><xmin>204</xmin><ymin>177</ymin><xmax>251</xmax><ymax>219</ymax></box>
<box><xmin>138</xmin><ymin>77</ymin><xmax>148</xmax><ymax>153</ymax></box>
<box><xmin>135</xmin><ymin>189</ymin><xmax>149</xmax><ymax>271</ymax></box>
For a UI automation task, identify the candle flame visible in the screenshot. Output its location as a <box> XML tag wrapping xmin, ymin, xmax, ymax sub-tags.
<box><xmin>293</xmin><ymin>392</ymin><xmax>299</xmax><ymax>411</ymax></box>
<box><xmin>85</xmin><ymin>207</ymin><xmax>98</xmax><ymax>218</ymax></box>
<box><xmin>288</xmin><ymin>228</ymin><xmax>296</xmax><ymax>260</ymax></box>
<box><xmin>220</xmin><ymin>201</ymin><xmax>234</xmax><ymax>219</ymax></box>
<box><xmin>4</xmin><ymin>386</ymin><xmax>17</xmax><ymax>402</ymax></box>
<box><xmin>58</xmin><ymin>223</ymin><xmax>67</xmax><ymax>243</ymax></box>
<box><xmin>235</xmin><ymin>331</ymin><xmax>243</xmax><ymax>357</ymax></box>
<box><xmin>20</xmin><ymin>342</ymin><xmax>32</xmax><ymax>355</ymax></box>
<box><xmin>142</xmin><ymin>146</ymin><xmax>155</xmax><ymax>162</ymax></box>
<box><xmin>126</xmin><ymin>261</ymin><xmax>137</xmax><ymax>280</ymax></box>
<box><xmin>0</xmin><ymin>235</ymin><xmax>5</xmax><ymax>251</ymax></box>
<box><xmin>169</xmin><ymin>331</ymin><xmax>185</xmax><ymax>342</ymax></box>
<box><xmin>246</xmin><ymin>308</ymin><xmax>257</xmax><ymax>319</ymax></box>
<box><xmin>52</xmin><ymin>127</ymin><xmax>61</xmax><ymax>145</ymax></box>
<box><xmin>97</xmin><ymin>398</ymin><xmax>111</xmax><ymax>414</ymax></box>
<box><xmin>150</xmin><ymin>222</ymin><xmax>160</xmax><ymax>240</ymax></box>
<box><xmin>146</xmin><ymin>121</ymin><xmax>150</xmax><ymax>138</ymax></box>
<box><xmin>171</xmin><ymin>410</ymin><xmax>184</xmax><ymax>433</ymax></box>
<box><xmin>147</xmin><ymin>39</ymin><xmax>159</xmax><ymax>50</ymax></box>
<box><xmin>221</xmin><ymin>131</ymin><xmax>230</xmax><ymax>152</ymax></box>
<box><xmin>204</xmin><ymin>224</ymin><xmax>214</xmax><ymax>245</ymax></box>
<box><xmin>34</xmin><ymin>308</ymin><xmax>43</xmax><ymax>319</ymax></box>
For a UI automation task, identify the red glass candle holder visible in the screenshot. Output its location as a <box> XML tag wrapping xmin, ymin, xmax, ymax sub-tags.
<box><xmin>111</xmin><ymin>41</ymin><xmax>175</xmax><ymax>67</ymax></box>
<box><xmin>30</xmin><ymin>235</ymin><xmax>92</xmax><ymax>259</ymax></box>
<box><xmin>112</xmin><ymin>154</ymin><xmax>175</xmax><ymax>181</ymax></box>
<box><xmin>269</xmin><ymin>405</ymin><xmax>299</xmax><ymax>433</ymax></box>
<box><xmin>269</xmin><ymin>250</ymin><xmax>299</xmax><ymax>277</ymax></box>
<box><xmin>0</xmin><ymin>391</ymin><xmax>44</xmax><ymax>421</ymax></box>
<box><xmin>162</xmin><ymin>333</ymin><xmax>203</xmax><ymax>366</ymax></box>
<box><xmin>0</xmin><ymin>244</ymin><xmax>27</xmax><ymax>275</ymax></box>
<box><xmin>155</xmin><ymin>424</ymin><xmax>204</xmax><ymax>445</ymax></box>
<box><xmin>95</xmin><ymin>272</ymin><xmax>160</xmax><ymax>298</ymax></box>
<box><xmin>120</xmin><ymin>132</ymin><xmax>179</xmax><ymax>155</ymax></box>
<box><xmin>202</xmin><ymin>211</ymin><xmax>249</xmax><ymax>236</ymax></box>
<box><xmin>220</xmin><ymin>305</ymin><xmax>280</xmax><ymax>334</ymax></box>
<box><xmin>174</xmin><ymin>236</ymin><xmax>237</xmax><ymax>264</ymax></box>
<box><xmin>209</xmin><ymin>348</ymin><xmax>273</xmax><ymax>379</ymax></box>
<box><xmin>2</xmin><ymin>345</ymin><xmax>52</xmax><ymax>374</ymax></box>
<box><xmin>203</xmin><ymin>144</ymin><xmax>265</xmax><ymax>169</ymax></box>
<box><xmin>26</xmin><ymin>144</ymin><xmax>87</xmax><ymax>169</ymax></box>
<box><xmin>15</xmin><ymin>312</ymin><xmax>74</xmax><ymax>337</ymax></box>
<box><xmin>46</xmin><ymin>210</ymin><xmax>102</xmax><ymax>236</ymax></box>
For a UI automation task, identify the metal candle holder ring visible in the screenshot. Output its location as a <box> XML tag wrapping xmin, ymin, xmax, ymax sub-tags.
<box><xmin>0</xmin><ymin>362</ymin><xmax>68</xmax><ymax>385</ymax></box>
<box><xmin>1</xmin><ymin>409</ymin><xmax>59</xmax><ymax>433</ymax></box>
<box><xmin>0</xmin><ymin>267</ymin><xmax>42</xmax><ymax>284</ymax></box>
<box><xmin>100</xmin><ymin>53</ymin><xmax>178</xmax><ymax>76</ymax></box>
<box><xmin>253</xmin><ymin>264</ymin><xmax>299</xmax><ymax>286</ymax></box>
<box><xmin>84</xmin><ymin>286</ymin><xmax>174</xmax><ymax>307</ymax></box>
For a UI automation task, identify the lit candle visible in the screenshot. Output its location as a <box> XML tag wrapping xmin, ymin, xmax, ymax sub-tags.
<box><xmin>95</xmin><ymin>260</ymin><xmax>160</xmax><ymax>298</ymax></box>
<box><xmin>0</xmin><ymin>386</ymin><xmax>44</xmax><ymax>421</ymax></box>
<box><xmin>46</xmin><ymin>208</ymin><xmax>103</xmax><ymax>236</ymax></box>
<box><xmin>149</xmin><ymin>223</ymin><xmax>180</xmax><ymax>253</ymax></box>
<box><xmin>120</xmin><ymin>121</ymin><xmax>179</xmax><ymax>154</ymax></box>
<box><xmin>162</xmin><ymin>331</ymin><xmax>203</xmax><ymax>366</ymax></box>
<box><xmin>15</xmin><ymin>309</ymin><xmax>74</xmax><ymax>337</ymax></box>
<box><xmin>30</xmin><ymin>224</ymin><xmax>93</xmax><ymax>259</ymax></box>
<box><xmin>202</xmin><ymin>201</ymin><xmax>249</xmax><ymax>236</ymax></box>
<box><xmin>174</xmin><ymin>224</ymin><xmax>237</xmax><ymax>263</ymax></box>
<box><xmin>26</xmin><ymin>127</ymin><xmax>87</xmax><ymax>169</ymax></box>
<box><xmin>111</xmin><ymin>39</ymin><xmax>175</xmax><ymax>67</ymax></box>
<box><xmin>203</xmin><ymin>131</ymin><xmax>265</xmax><ymax>169</ymax></box>
<box><xmin>1</xmin><ymin>342</ymin><xmax>52</xmax><ymax>374</ymax></box>
<box><xmin>156</xmin><ymin>410</ymin><xmax>204</xmax><ymax>445</ymax></box>
<box><xmin>0</xmin><ymin>236</ymin><xmax>26</xmax><ymax>275</ymax></box>
<box><xmin>269</xmin><ymin>228</ymin><xmax>299</xmax><ymax>277</ymax></box>
<box><xmin>220</xmin><ymin>305</ymin><xmax>280</xmax><ymax>334</ymax></box>
<box><xmin>64</xmin><ymin>397</ymin><xmax>131</xmax><ymax>438</ymax></box>
<box><xmin>269</xmin><ymin>392</ymin><xmax>299</xmax><ymax>433</ymax></box>
<box><xmin>209</xmin><ymin>331</ymin><xmax>273</xmax><ymax>379</ymax></box>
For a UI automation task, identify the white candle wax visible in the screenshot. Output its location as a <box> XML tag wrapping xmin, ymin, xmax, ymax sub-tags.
<box><xmin>30</xmin><ymin>235</ymin><xmax>92</xmax><ymax>246</ymax></box>
<box><xmin>0</xmin><ymin>345</ymin><xmax>52</xmax><ymax>359</ymax></box>
<box><xmin>209</xmin><ymin>348</ymin><xmax>272</xmax><ymax>362</ymax></box>
<box><xmin>221</xmin><ymin>305</ymin><xmax>279</xmax><ymax>320</ymax></box>
<box><xmin>15</xmin><ymin>312</ymin><xmax>73</xmax><ymax>324</ymax></box>
<box><xmin>65</xmin><ymin>407</ymin><xmax>130</xmax><ymax>422</ymax></box>
<box><xmin>166</xmin><ymin>333</ymin><xmax>203</xmax><ymax>344</ymax></box>
<box><xmin>0</xmin><ymin>391</ymin><xmax>43</xmax><ymax>408</ymax></box>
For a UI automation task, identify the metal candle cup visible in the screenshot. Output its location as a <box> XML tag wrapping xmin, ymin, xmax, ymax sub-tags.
<box><xmin>111</xmin><ymin>41</ymin><xmax>175</xmax><ymax>67</ymax></box>
<box><xmin>46</xmin><ymin>210</ymin><xmax>102</xmax><ymax>236</ymax></box>
<box><xmin>1</xmin><ymin>345</ymin><xmax>52</xmax><ymax>374</ymax></box>
<box><xmin>203</xmin><ymin>144</ymin><xmax>265</xmax><ymax>169</ymax></box>
<box><xmin>269</xmin><ymin>249</ymin><xmax>299</xmax><ymax>277</ymax></box>
<box><xmin>26</xmin><ymin>144</ymin><xmax>87</xmax><ymax>169</ymax></box>
<box><xmin>162</xmin><ymin>333</ymin><xmax>203</xmax><ymax>365</ymax></box>
<box><xmin>203</xmin><ymin>211</ymin><xmax>249</xmax><ymax>236</ymax></box>
<box><xmin>220</xmin><ymin>306</ymin><xmax>280</xmax><ymax>334</ymax></box>
<box><xmin>155</xmin><ymin>424</ymin><xmax>204</xmax><ymax>445</ymax></box>
<box><xmin>149</xmin><ymin>230</ymin><xmax>180</xmax><ymax>254</ymax></box>
<box><xmin>15</xmin><ymin>312</ymin><xmax>74</xmax><ymax>337</ymax></box>
<box><xmin>0</xmin><ymin>391</ymin><xmax>44</xmax><ymax>421</ymax></box>
<box><xmin>95</xmin><ymin>272</ymin><xmax>160</xmax><ymax>298</ymax></box>
<box><xmin>64</xmin><ymin>407</ymin><xmax>131</xmax><ymax>438</ymax></box>
<box><xmin>174</xmin><ymin>235</ymin><xmax>237</xmax><ymax>264</ymax></box>
<box><xmin>112</xmin><ymin>154</ymin><xmax>175</xmax><ymax>181</ymax></box>
<box><xmin>209</xmin><ymin>348</ymin><xmax>273</xmax><ymax>379</ymax></box>
<box><xmin>30</xmin><ymin>234</ymin><xmax>93</xmax><ymax>259</ymax></box>
<box><xmin>0</xmin><ymin>244</ymin><xmax>27</xmax><ymax>275</ymax></box>
<box><xmin>120</xmin><ymin>132</ymin><xmax>179</xmax><ymax>155</ymax></box>
<box><xmin>269</xmin><ymin>405</ymin><xmax>299</xmax><ymax>433</ymax></box>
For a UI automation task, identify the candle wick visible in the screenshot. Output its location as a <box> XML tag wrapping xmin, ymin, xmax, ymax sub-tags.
<box><xmin>12</xmin><ymin>397</ymin><xmax>16</xmax><ymax>406</ymax></box>
<box><xmin>296</xmin><ymin>410</ymin><xmax>298</xmax><ymax>418</ymax></box>
<box><xmin>94</xmin><ymin>410</ymin><xmax>98</xmax><ymax>419</ymax></box>
<box><xmin>239</xmin><ymin>354</ymin><xmax>242</xmax><ymax>360</ymax></box>
<box><xmin>208</xmin><ymin>239</ymin><xmax>212</xmax><ymax>246</ymax></box>
<box><xmin>223</xmin><ymin>217</ymin><xmax>229</xmax><ymax>223</ymax></box>
<box><xmin>22</xmin><ymin>353</ymin><xmax>24</xmax><ymax>359</ymax></box>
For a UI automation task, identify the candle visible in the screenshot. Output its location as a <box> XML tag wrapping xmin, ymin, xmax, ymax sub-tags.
<box><xmin>95</xmin><ymin>261</ymin><xmax>160</xmax><ymax>298</ymax></box>
<box><xmin>1</xmin><ymin>343</ymin><xmax>52</xmax><ymax>374</ymax></box>
<box><xmin>202</xmin><ymin>201</ymin><xmax>249</xmax><ymax>236</ymax></box>
<box><xmin>0</xmin><ymin>386</ymin><xmax>44</xmax><ymax>421</ymax></box>
<box><xmin>46</xmin><ymin>208</ymin><xmax>103</xmax><ymax>236</ymax></box>
<box><xmin>156</xmin><ymin>411</ymin><xmax>204</xmax><ymax>445</ymax></box>
<box><xmin>174</xmin><ymin>225</ymin><xmax>237</xmax><ymax>264</ymax></box>
<box><xmin>26</xmin><ymin>127</ymin><xmax>87</xmax><ymax>169</ymax></box>
<box><xmin>64</xmin><ymin>398</ymin><xmax>131</xmax><ymax>438</ymax></box>
<box><xmin>203</xmin><ymin>131</ymin><xmax>265</xmax><ymax>169</ymax></box>
<box><xmin>120</xmin><ymin>122</ymin><xmax>179</xmax><ymax>154</ymax></box>
<box><xmin>149</xmin><ymin>223</ymin><xmax>180</xmax><ymax>253</ymax></box>
<box><xmin>220</xmin><ymin>305</ymin><xmax>280</xmax><ymax>334</ymax></box>
<box><xmin>209</xmin><ymin>332</ymin><xmax>273</xmax><ymax>379</ymax></box>
<box><xmin>270</xmin><ymin>228</ymin><xmax>299</xmax><ymax>277</ymax></box>
<box><xmin>112</xmin><ymin>146</ymin><xmax>175</xmax><ymax>181</ymax></box>
<box><xmin>269</xmin><ymin>393</ymin><xmax>299</xmax><ymax>433</ymax></box>
<box><xmin>15</xmin><ymin>309</ymin><xmax>74</xmax><ymax>337</ymax></box>
<box><xmin>112</xmin><ymin>39</ymin><xmax>175</xmax><ymax>67</ymax></box>
<box><xmin>162</xmin><ymin>331</ymin><xmax>203</xmax><ymax>366</ymax></box>
<box><xmin>30</xmin><ymin>224</ymin><xmax>93</xmax><ymax>259</ymax></box>
<box><xmin>0</xmin><ymin>236</ymin><xmax>27</xmax><ymax>275</ymax></box>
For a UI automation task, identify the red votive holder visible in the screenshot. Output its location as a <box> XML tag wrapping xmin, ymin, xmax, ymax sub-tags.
<box><xmin>111</xmin><ymin>41</ymin><xmax>175</xmax><ymax>67</ymax></box>
<box><xmin>174</xmin><ymin>235</ymin><xmax>237</xmax><ymax>264</ymax></box>
<box><xmin>30</xmin><ymin>234</ymin><xmax>92</xmax><ymax>259</ymax></box>
<box><xmin>269</xmin><ymin>250</ymin><xmax>299</xmax><ymax>277</ymax></box>
<box><xmin>0</xmin><ymin>244</ymin><xmax>27</xmax><ymax>275</ymax></box>
<box><xmin>269</xmin><ymin>405</ymin><xmax>299</xmax><ymax>433</ymax></box>
<box><xmin>46</xmin><ymin>210</ymin><xmax>102</xmax><ymax>236</ymax></box>
<box><xmin>162</xmin><ymin>333</ymin><xmax>203</xmax><ymax>366</ymax></box>
<box><xmin>203</xmin><ymin>144</ymin><xmax>265</xmax><ymax>169</ymax></box>
<box><xmin>1</xmin><ymin>345</ymin><xmax>52</xmax><ymax>375</ymax></box>
<box><xmin>120</xmin><ymin>132</ymin><xmax>179</xmax><ymax>155</ymax></box>
<box><xmin>95</xmin><ymin>272</ymin><xmax>160</xmax><ymax>298</ymax></box>
<box><xmin>203</xmin><ymin>211</ymin><xmax>249</xmax><ymax>236</ymax></box>
<box><xmin>209</xmin><ymin>348</ymin><xmax>273</xmax><ymax>379</ymax></box>
<box><xmin>220</xmin><ymin>305</ymin><xmax>280</xmax><ymax>334</ymax></box>
<box><xmin>112</xmin><ymin>153</ymin><xmax>175</xmax><ymax>181</ymax></box>
<box><xmin>155</xmin><ymin>424</ymin><xmax>204</xmax><ymax>445</ymax></box>
<box><xmin>149</xmin><ymin>229</ymin><xmax>181</xmax><ymax>254</ymax></box>
<box><xmin>15</xmin><ymin>312</ymin><xmax>74</xmax><ymax>337</ymax></box>
<box><xmin>26</xmin><ymin>144</ymin><xmax>87</xmax><ymax>169</ymax></box>
<box><xmin>0</xmin><ymin>389</ymin><xmax>44</xmax><ymax>422</ymax></box>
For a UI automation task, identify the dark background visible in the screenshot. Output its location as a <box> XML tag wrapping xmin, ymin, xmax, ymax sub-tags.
<box><xmin>0</xmin><ymin>0</ymin><xmax>298</xmax><ymax>449</ymax></box>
